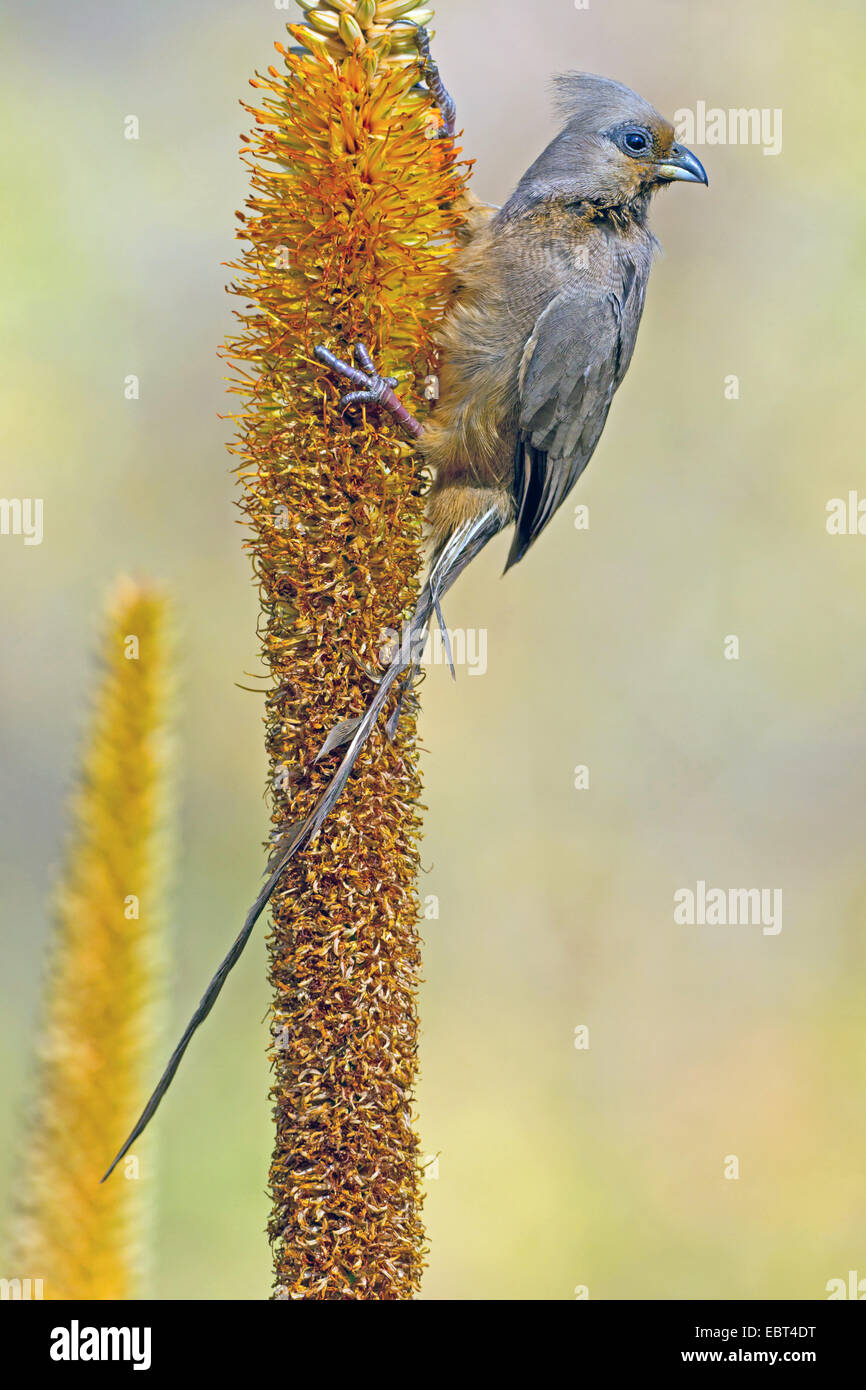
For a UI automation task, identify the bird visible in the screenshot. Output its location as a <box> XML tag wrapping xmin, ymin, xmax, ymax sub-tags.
<box><xmin>426</xmin><ymin>72</ymin><xmax>708</xmax><ymax>571</ymax></box>
<box><xmin>101</xmin><ymin>59</ymin><xmax>706</xmax><ymax>1182</ymax></box>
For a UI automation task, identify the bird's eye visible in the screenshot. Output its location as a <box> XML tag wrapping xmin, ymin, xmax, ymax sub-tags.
<box><xmin>620</xmin><ymin>129</ymin><xmax>650</xmax><ymax>155</ymax></box>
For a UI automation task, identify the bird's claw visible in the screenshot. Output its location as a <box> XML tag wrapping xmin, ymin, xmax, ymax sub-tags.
<box><xmin>388</xmin><ymin>21</ymin><xmax>456</xmax><ymax>139</ymax></box>
<box><xmin>412</xmin><ymin>25</ymin><xmax>432</xmax><ymax>63</ymax></box>
<box><xmin>339</xmin><ymin>377</ymin><xmax>399</xmax><ymax>414</ymax></box>
<box><xmin>338</xmin><ymin>388</ymin><xmax>379</xmax><ymax>412</ymax></box>
<box><xmin>352</xmin><ymin>342</ymin><xmax>375</xmax><ymax>374</ymax></box>
<box><xmin>314</xmin><ymin>342</ymin><xmax>396</xmax><ymax>417</ymax></box>
<box><xmin>314</xmin><ymin>341</ymin><xmax>424</xmax><ymax>439</ymax></box>
<box><xmin>386</xmin><ymin>20</ymin><xmax>432</xmax><ymax>71</ymax></box>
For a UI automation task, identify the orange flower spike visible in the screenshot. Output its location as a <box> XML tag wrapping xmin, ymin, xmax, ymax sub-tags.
<box><xmin>225</xmin><ymin>13</ymin><xmax>469</xmax><ymax>1300</ymax></box>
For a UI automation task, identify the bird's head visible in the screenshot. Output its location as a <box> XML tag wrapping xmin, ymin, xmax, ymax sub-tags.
<box><xmin>509</xmin><ymin>74</ymin><xmax>707</xmax><ymax>216</ymax></box>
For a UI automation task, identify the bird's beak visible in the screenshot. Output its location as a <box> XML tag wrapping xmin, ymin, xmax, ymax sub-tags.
<box><xmin>655</xmin><ymin>143</ymin><xmax>708</xmax><ymax>186</ymax></box>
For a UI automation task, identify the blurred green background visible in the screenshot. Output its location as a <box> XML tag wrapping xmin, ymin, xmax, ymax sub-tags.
<box><xmin>2</xmin><ymin>0</ymin><xmax>865</xmax><ymax>1299</ymax></box>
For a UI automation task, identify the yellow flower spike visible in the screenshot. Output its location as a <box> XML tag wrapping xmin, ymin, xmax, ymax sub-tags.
<box><xmin>10</xmin><ymin>579</ymin><xmax>171</xmax><ymax>1301</ymax></box>
<box><xmin>224</xmin><ymin>13</ymin><xmax>472</xmax><ymax>1299</ymax></box>
<box><xmin>356</xmin><ymin>0</ymin><xmax>378</xmax><ymax>25</ymax></box>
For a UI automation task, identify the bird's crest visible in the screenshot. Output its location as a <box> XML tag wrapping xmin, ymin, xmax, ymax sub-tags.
<box><xmin>551</xmin><ymin>72</ymin><xmax>661</xmax><ymax>134</ymax></box>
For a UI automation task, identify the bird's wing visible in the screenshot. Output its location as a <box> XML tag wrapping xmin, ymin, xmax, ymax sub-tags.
<box><xmin>507</xmin><ymin>255</ymin><xmax>646</xmax><ymax>569</ymax></box>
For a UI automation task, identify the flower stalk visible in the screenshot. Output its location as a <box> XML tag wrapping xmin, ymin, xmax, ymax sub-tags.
<box><xmin>226</xmin><ymin>4</ymin><xmax>470</xmax><ymax>1298</ymax></box>
<box><xmin>12</xmin><ymin>580</ymin><xmax>170</xmax><ymax>1300</ymax></box>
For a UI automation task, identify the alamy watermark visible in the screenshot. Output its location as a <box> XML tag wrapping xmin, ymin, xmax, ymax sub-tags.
<box><xmin>673</xmin><ymin>103</ymin><xmax>782</xmax><ymax>157</ymax></box>
<box><xmin>0</xmin><ymin>1276</ymin><xmax>44</xmax><ymax>1299</ymax></box>
<box><xmin>49</xmin><ymin>1320</ymin><xmax>151</xmax><ymax>1371</ymax></box>
<box><xmin>826</xmin><ymin>1270</ymin><xmax>866</xmax><ymax>1299</ymax></box>
<box><xmin>826</xmin><ymin>493</ymin><xmax>866</xmax><ymax>535</ymax></box>
<box><xmin>0</xmin><ymin>498</ymin><xmax>43</xmax><ymax>545</ymax></box>
<box><xmin>674</xmin><ymin>880</ymin><xmax>782</xmax><ymax>935</ymax></box>
<box><xmin>379</xmin><ymin>623</ymin><xmax>487</xmax><ymax>676</ymax></box>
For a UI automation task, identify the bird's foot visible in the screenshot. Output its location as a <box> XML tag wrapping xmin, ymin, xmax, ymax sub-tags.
<box><xmin>314</xmin><ymin>342</ymin><xmax>424</xmax><ymax>440</ymax></box>
<box><xmin>404</xmin><ymin>25</ymin><xmax>456</xmax><ymax>140</ymax></box>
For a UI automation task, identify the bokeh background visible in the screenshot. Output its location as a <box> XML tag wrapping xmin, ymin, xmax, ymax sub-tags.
<box><xmin>2</xmin><ymin>0</ymin><xmax>865</xmax><ymax>1299</ymax></box>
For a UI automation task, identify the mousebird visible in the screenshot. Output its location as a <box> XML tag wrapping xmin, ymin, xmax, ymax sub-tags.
<box><xmin>102</xmin><ymin>50</ymin><xmax>706</xmax><ymax>1181</ymax></box>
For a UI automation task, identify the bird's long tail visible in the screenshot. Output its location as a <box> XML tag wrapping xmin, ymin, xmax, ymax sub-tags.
<box><xmin>101</xmin><ymin>505</ymin><xmax>502</xmax><ymax>1181</ymax></box>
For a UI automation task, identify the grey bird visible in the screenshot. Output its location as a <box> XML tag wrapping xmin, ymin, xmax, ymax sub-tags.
<box><xmin>102</xmin><ymin>61</ymin><xmax>706</xmax><ymax>1182</ymax></box>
